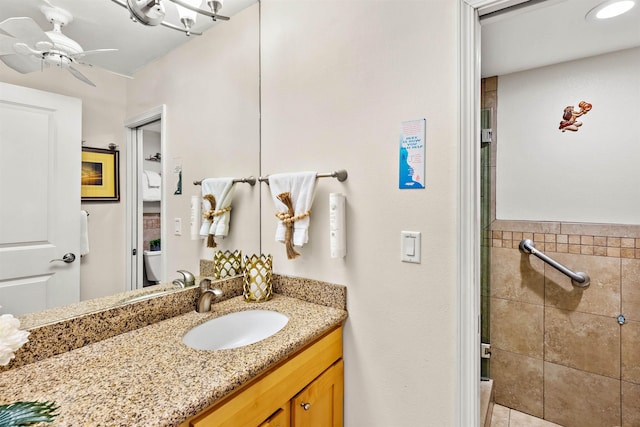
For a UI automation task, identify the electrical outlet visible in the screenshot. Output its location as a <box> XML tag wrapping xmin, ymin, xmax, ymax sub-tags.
<box><xmin>174</xmin><ymin>218</ymin><xmax>182</xmax><ymax>236</ymax></box>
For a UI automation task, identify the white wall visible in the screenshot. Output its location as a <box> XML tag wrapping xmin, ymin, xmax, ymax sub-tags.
<box><xmin>497</xmin><ymin>47</ymin><xmax>640</xmax><ymax>224</ymax></box>
<box><xmin>0</xmin><ymin>64</ymin><xmax>129</xmax><ymax>300</ymax></box>
<box><xmin>260</xmin><ymin>1</ymin><xmax>458</xmax><ymax>425</ymax></box>
<box><xmin>126</xmin><ymin>4</ymin><xmax>261</xmax><ymax>278</ymax></box>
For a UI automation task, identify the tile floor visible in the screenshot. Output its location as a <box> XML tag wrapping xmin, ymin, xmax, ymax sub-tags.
<box><xmin>491</xmin><ymin>404</ymin><xmax>563</xmax><ymax>427</ymax></box>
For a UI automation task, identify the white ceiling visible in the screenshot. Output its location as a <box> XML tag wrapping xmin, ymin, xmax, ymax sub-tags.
<box><xmin>1</xmin><ymin>1</ymin><xmax>637</xmax><ymax>81</ymax></box>
<box><xmin>481</xmin><ymin>0</ymin><xmax>640</xmax><ymax>77</ymax></box>
<box><xmin>0</xmin><ymin>0</ymin><xmax>256</xmax><ymax>77</ymax></box>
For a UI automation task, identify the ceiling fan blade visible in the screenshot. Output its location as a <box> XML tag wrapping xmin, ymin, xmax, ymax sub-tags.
<box><xmin>0</xmin><ymin>53</ymin><xmax>41</xmax><ymax>74</ymax></box>
<box><xmin>0</xmin><ymin>17</ymin><xmax>50</xmax><ymax>47</ymax></box>
<box><xmin>67</xmin><ymin>66</ymin><xmax>96</xmax><ymax>87</ymax></box>
<box><xmin>70</xmin><ymin>48</ymin><xmax>118</xmax><ymax>59</ymax></box>
<box><xmin>74</xmin><ymin>60</ymin><xmax>134</xmax><ymax>79</ymax></box>
<box><xmin>0</xmin><ymin>33</ymin><xmax>18</xmax><ymax>55</ymax></box>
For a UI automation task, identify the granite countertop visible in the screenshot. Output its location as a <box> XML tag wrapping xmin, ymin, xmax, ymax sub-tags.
<box><xmin>0</xmin><ymin>294</ymin><xmax>347</xmax><ymax>426</ymax></box>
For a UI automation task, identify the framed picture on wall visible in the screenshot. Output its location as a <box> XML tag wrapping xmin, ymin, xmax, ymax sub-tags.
<box><xmin>81</xmin><ymin>147</ymin><xmax>120</xmax><ymax>201</ymax></box>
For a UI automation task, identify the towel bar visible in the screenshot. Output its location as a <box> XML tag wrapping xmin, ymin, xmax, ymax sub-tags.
<box><xmin>259</xmin><ymin>170</ymin><xmax>348</xmax><ymax>184</ymax></box>
<box><xmin>193</xmin><ymin>176</ymin><xmax>256</xmax><ymax>186</ymax></box>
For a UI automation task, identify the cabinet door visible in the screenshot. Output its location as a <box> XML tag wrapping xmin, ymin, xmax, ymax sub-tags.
<box><xmin>291</xmin><ymin>360</ymin><xmax>343</xmax><ymax>427</ymax></box>
<box><xmin>259</xmin><ymin>406</ymin><xmax>290</xmax><ymax>427</ymax></box>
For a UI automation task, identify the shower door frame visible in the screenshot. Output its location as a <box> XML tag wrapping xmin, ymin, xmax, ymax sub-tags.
<box><xmin>456</xmin><ymin>0</ymin><xmax>534</xmax><ymax>426</ymax></box>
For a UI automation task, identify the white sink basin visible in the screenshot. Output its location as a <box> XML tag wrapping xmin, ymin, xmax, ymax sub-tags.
<box><xmin>182</xmin><ymin>310</ymin><xmax>289</xmax><ymax>350</ymax></box>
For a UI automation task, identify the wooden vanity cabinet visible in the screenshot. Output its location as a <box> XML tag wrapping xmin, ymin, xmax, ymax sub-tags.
<box><xmin>181</xmin><ymin>326</ymin><xmax>343</xmax><ymax>427</ymax></box>
<box><xmin>292</xmin><ymin>359</ymin><xmax>343</xmax><ymax>427</ymax></box>
<box><xmin>258</xmin><ymin>406</ymin><xmax>290</xmax><ymax>427</ymax></box>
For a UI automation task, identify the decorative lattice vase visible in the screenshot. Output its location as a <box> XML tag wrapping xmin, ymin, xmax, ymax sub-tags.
<box><xmin>243</xmin><ymin>254</ymin><xmax>273</xmax><ymax>302</ymax></box>
<box><xmin>213</xmin><ymin>250</ymin><xmax>242</xmax><ymax>279</ymax></box>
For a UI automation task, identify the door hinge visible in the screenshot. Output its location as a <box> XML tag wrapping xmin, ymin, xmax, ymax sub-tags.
<box><xmin>132</xmin><ymin>248</ymin><xmax>137</xmax><ymax>256</ymax></box>
<box><xmin>481</xmin><ymin>343</ymin><xmax>491</xmax><ymax>359</ymax></box>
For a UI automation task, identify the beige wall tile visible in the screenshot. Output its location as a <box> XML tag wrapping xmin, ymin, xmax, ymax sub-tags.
<box><xmin>545</xmin><ymin>253</ymin><xmax>620</xmax><ymax>317</ymax></box>
<box><xmin>561</xmin><ymin>223</ymin><xmax>640</xmax><ymax>238</ymax></box>
<box><xmin>622</xmin><ymin>381</ymin><xmax>640</xmax><ymax>427</ymax></box>
<box><xmin>491</xmin><ymin>298</ymin><xmax>543</xmax><ymax>358</ymax></box>
<box><xmin>485</xmin><ymin>76</ymin><xmax>497</xmax><ymax>92</ymax></box>
<box><xmin>608</xmin><ymin>247</ymin><xmax>621</xmax><ymax>258</ymax></box>
<box><xmin>545</xmin><ymin>307</ymin><xmax>620</xmax><ymax>378</ymax></box>
<box><xmin>492</xmin><ymin>349</ymin><xmax>543</xmax><ymax>418</ymax></box>
<box><xmin>622</xmin><ymin>259</ymin><xmax>640</xmax><ymax>322</ymax></box>
<box><xmin>491</xmin><ymin>247</ymin><xmax>544</xmax><ymax>305</ymax></box>
<box><xmin>609</xmin><ymin>237</ymin><xmax>622</xmax><ymax>247</ymax></box>
<box><xmin>594</xmin><ymin>246</ymin><xmax>607</xmax><ymax>257</ymax></box>
<box><xmin>492</xmin><ymin>220</ymin><xmax>560</xmax><ymax>234</ymax></box>
<box><xmin>622</xmin><ymin>320</ymin><xmax>640</xmax><ymax>384</ymax></box>
<box><xmin>544</xmin><ymin>362</ymin><xmax>621</xmax><ymax>427</ymax></box>
<box><xmin>490</xmin><ymin>404</ymin><xmax>510</xmax><ymax>427</ymax></box>
<box><xmin>622</xmin><ymin>248</ymin><xmax>635</xmax><ymax>259</ymax></box>
<box><xmin>594</xmin><ymin>236</ymin><xmax>607</xmax><ymax>246</ymax></box>
<box><xmin>509</xmin><ymin>410</ymin><xmax>563</xmax><ymax>426</ymax></box>
<box><xmin>622</xmin><ymin>238</ymin><xmax>635</xmax><ymax>248</ymax></box>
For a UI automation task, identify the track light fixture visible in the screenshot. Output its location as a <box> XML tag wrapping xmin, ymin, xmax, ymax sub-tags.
<box><xmin>110</xmin><ymin>0</ymin><xmax>229</xmax><ymax>36</ymax></box>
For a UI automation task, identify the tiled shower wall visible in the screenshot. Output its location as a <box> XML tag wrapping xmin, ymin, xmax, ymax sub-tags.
<box><xmin>490</xmin><ymin>221</ymin><xmax>640</xmax><ymax>427</ymax></box>
<box><xmin>482</xmin><ymin>76</ymin><xmax>640</xmax><ymax>426</ymax></box>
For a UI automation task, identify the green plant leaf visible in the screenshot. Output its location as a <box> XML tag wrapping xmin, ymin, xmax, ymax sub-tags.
<box><xmin>0</xmin><ymin>401</ymin><xmax>59</xmax><ymax>426</ymax></box>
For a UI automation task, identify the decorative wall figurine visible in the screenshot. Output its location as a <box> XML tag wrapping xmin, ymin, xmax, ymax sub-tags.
<box><xmin>559</xmin><ymin>101</ymin><xmax>592</xmax><ymax>132</ymax></box>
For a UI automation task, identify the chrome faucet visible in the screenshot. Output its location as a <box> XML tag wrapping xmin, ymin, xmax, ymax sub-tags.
<box><xmin>173</xmin><ymin>270</ymin><xmax>196</xmax><ymax>288</ymax></box>
<box><xmin>197</xmin><ymin>278</ymin><xmax>223</xmax><ymax>313</ymax></box>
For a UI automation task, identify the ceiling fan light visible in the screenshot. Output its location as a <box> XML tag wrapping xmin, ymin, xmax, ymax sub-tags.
<box><xmin>126</xmin><ymin>0</ymin><xmax>166</xmax><ymax>26</ymax></box>
<box><xmin>175</xmin><ymin>0</ymin><xmax>202</xmax><ymax>22</ymax></box>
<box><xmin>206</xmin><ymin>0</ymin><xmax>223</xmax><ymax>14</ymax></box>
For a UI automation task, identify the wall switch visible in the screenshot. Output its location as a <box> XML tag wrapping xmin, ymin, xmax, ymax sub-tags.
<box><xmin>174</xmin><ymin>218</ymin><xmax>182</xmax><ymax>236</ymax></box>
<box><xmin>401</xmin><ymin>231</ymin><xmax>421</xmax><ymax>263</ymax></box>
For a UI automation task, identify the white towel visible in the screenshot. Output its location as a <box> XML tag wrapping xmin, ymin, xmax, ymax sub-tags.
<box><xmin>144</xmin><ymin>170</ymin><xmax>161</xmax><ymax>188</ymax></box>
<box><xmin>80</xmin><ymin>210</ymin><xmax>89</xmax><ymax>256</ymax></box>
<box><xmin>269</xmin><ymin>172</ymin><xmax>318</xmax><ymax>247</ymax></box>
<box><xmin>142</xmin><ymin>171</ymin><xmax>161</xmax><ymax>201</ymax></box>
<box><xmin>199</xmin><ymin>178</ymin><xmax>235</xmax><ymax>238</ymax></box>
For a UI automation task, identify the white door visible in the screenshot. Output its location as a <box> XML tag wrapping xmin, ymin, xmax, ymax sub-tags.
<box><xmin>0</xmin><ymin>82</ymin><xmax>81</xmax><ymax>316</ymax></box>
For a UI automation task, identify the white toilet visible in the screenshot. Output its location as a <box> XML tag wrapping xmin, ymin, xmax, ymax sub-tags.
<box><xmin>143</xmin><ymin>250</ymin><xmax>162</xmax><ymax>284</ymax></box>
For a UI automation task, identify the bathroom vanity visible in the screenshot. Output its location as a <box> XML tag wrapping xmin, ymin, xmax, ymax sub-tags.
<box><xmin>0</xmin><ymin>277</ymin><xmax>347</xmax><ymax>426</ymax></box>
<box><xmin>181</xmin><ymin>326</ymin><xmax>343</xmax><ymax>427</ymax></box>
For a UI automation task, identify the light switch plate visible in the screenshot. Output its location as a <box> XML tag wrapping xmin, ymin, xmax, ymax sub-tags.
<box><xmin>401</xmin><ymin>231</ymin><xmax>421</xmax><ymax>263</ymax></box>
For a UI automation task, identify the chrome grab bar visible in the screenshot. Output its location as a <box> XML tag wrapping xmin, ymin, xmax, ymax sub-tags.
<box><xmin>519</xmin><ymin>239</ymin><xmax>590</xmax><ymax>288</ymax></box>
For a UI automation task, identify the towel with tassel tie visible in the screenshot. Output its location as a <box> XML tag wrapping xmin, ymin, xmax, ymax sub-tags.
<box><xmin>199</xmin><ymin>178</ymin><xmax>235</xmax><ymax>248</ymax></box>
<box><xmin>268</xmin><ymin>172</ymin><xmax>317</xmax><ymax>259</ymax></box>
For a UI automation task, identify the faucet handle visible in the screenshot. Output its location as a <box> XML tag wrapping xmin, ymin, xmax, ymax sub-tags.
<box><xmin>176</xmin><ymin>270</ymin><xmax>195</xmax><ymax>287</ymax></box>
<box><xmin>199</xmin><ymin>278</ymin><xmax>212</xmax><ymax>290</ymax></box>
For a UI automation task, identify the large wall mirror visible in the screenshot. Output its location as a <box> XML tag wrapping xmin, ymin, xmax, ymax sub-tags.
<box><xmin>0</xmin><ymin>0</ymin><xmax>261</xmax><ymax>326</ymax></box>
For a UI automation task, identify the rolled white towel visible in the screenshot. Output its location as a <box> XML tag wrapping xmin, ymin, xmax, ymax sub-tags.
<box><xmin>269</xmin><ymin>172</ymin><xmax>318</xmax><ymax>247</ymax></box>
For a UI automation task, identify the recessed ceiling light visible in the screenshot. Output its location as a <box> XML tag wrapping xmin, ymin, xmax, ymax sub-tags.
<box><xmin>586</xmin><ymin>0</ymin><xmax>636</xmax><ymax>20</ymax></box>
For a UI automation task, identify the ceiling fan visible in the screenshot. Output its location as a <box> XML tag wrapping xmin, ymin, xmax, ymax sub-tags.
<box><xmin>0</xmin><ymin>3</ymin><xmax>118</xmax><ymax>87</ymax></box>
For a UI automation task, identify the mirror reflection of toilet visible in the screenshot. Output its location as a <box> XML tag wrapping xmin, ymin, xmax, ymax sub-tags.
<box><xmin>143</xmin><ymin>250</ymin><xmax>162</xmax><ymax>286</ymax></box>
